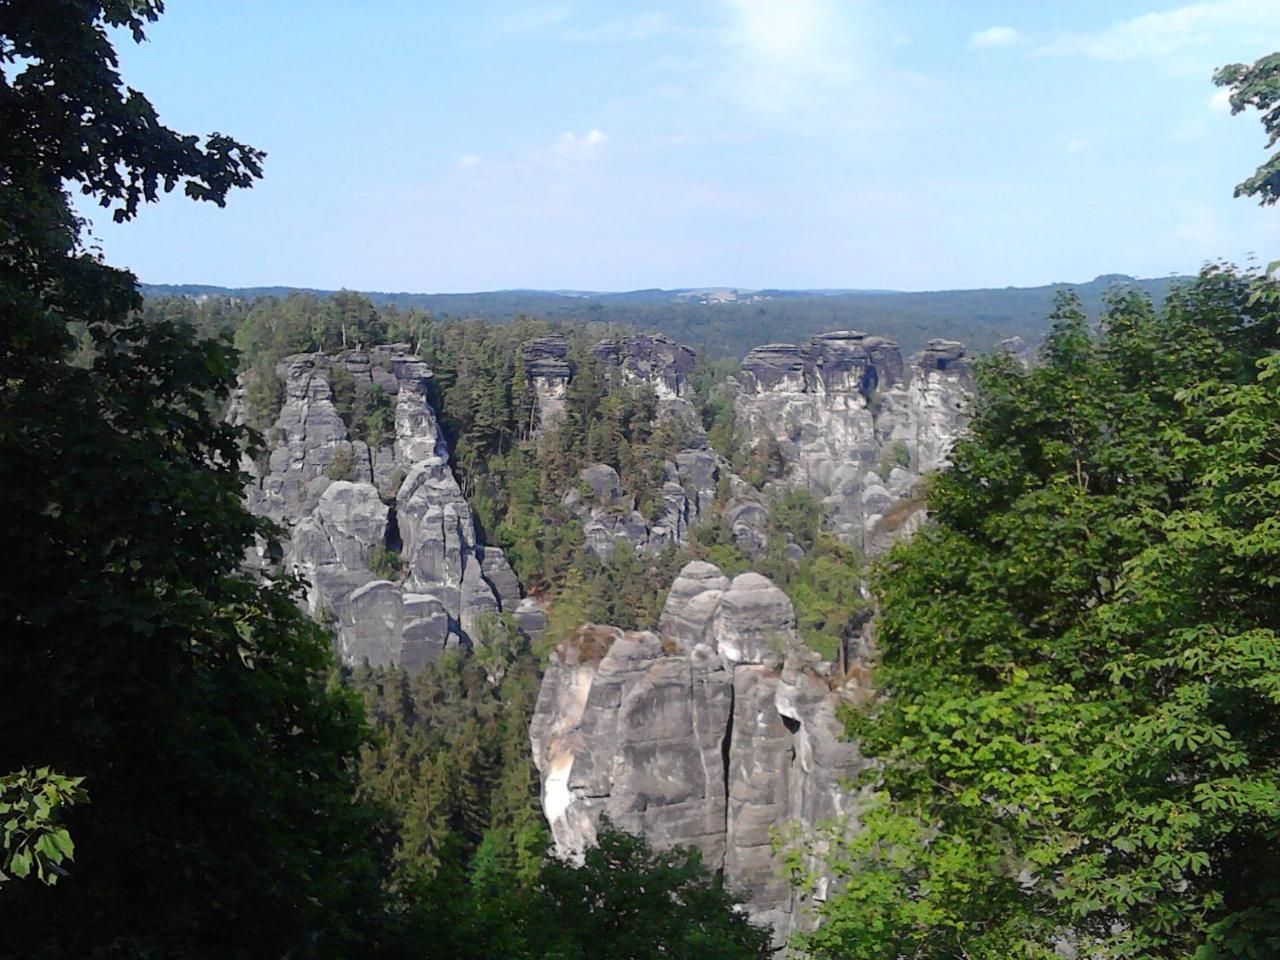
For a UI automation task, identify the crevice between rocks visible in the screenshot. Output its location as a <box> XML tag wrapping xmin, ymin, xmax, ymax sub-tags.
<box><xmin>719</xmin><ymin>674</ymin><xmax>734</xmax><ymax>875</ymax></box>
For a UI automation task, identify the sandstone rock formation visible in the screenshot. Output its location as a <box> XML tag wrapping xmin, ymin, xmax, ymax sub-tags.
<box><xmin>525</xmin><ymin>332</ymin><xmax>770</xmax><ymax>560</ymax></box>
<box><xmin>564</xmin><ymin>449</ymin><xmax>766</xmax><ymax>561</ymax></box>
<box><xmin>591</xmin><ymin>333</ymin><xmax>696</xmax><ymax>400</ymax></box>
<box><xmin>734</xmin><ymin>332</ymin><xmax>970</xmax><ymax>551</ymax></box>
<box><xmin>237</xmin><ymin>347</ymin><xmax>523</xmax><ymax>670</ymax></box>
<box><xmin>522</xmin><ymin>336</ymin><xmax>572</xmax><ymax>433</ymax></box>
<box><xmin>530</xmin><ymin>561</ymin><xmax>865</xmax><ymax>943</ymax></box>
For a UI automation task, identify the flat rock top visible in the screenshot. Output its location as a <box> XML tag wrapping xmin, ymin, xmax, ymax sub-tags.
<box><xmin>593</xmin><ymin>334</ymin><xmax>696</xmax><ymax>374</ymax></box>
<box><xmin>522</xmin><ymin>336</ymin><xmax>572</xmax><ymax>378</ymax></box>
<box><xmin>740</xmin><ymin>330</ymin><xmax>921</xmax><ymax>393</ymax></box>
<box><xmin>918</xmin><ymin>339</ymin><xmax>968</xmax><ymax>373</ymax></box>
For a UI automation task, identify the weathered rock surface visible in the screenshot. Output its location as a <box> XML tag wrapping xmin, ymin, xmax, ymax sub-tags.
<box><xmin>531</xmin><ymin>561</ymin><xmax>865</xmax><ymax>943</ymax></box>
<box><xmin>566</xmin><ymin>449</ymin><xmax>767</xmax><ymax>561</ymax></box>
<box><xmin>736</xmin><ymin>331</ymin><xmax>970</xmax><ymax>551</ymax></box>
<box><xmin>239</xmin><ymin>347</ymin><xmax>522</xmax><ymax>670</ymax></box>
<box><xmin>591</xmin><ymin>333</ymin><xmax>696</xmax><ymax>400</ymax></box>
<box><xmin>523</xmin><ymin>336</ymin><xmax>572</xmax><ymax>434</ymax></box>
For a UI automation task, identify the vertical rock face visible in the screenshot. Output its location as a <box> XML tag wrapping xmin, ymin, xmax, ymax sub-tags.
<box><xmin>591</xmin><ymin>333</ymin><xmax>696</xmax><ymax>400</ymax></box>
<box><xmin>240</xmin><ymin>348</ymin><xmax>516</xmax><ymax>670</ymax></box>
<box><xmin>530</xmin><ymin>561</ymin><xmax>865</xmax><ymax>943</ymax></box>
<box><xmin>522</xmin><ymin>336</ymin><xmax>572</xmax><ymax>434</ymax></box>
<box><xmin>735</xmin><ymin>332</ymin><xmax>970</xmax><ymax>551</ymax></box>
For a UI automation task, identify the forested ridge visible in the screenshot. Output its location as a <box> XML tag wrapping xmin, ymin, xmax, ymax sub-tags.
<box><xmin>4</xmin><ymin>3</ymin><xmax>1280</xmax><ymax>959</ymax></box>
<box><xmin>139</xmin><ymin>272</ymin><xmax>1185</xmax><ymax>360</ymax></box>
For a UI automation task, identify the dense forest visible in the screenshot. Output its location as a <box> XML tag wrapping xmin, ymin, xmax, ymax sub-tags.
<box><xmin>142</xmin><ymin>287</ymin><xmax>868</xmax><ymax>658</ymax></box>
<box><xmin>4</xmin><ymin>3</ymin><xmax>1280</xmax><ymax>959</ymax></box>
<box><xmin>140</xmin><ymin>273</ymin><xmax>1185</xmax><ymax>359</ymax></box>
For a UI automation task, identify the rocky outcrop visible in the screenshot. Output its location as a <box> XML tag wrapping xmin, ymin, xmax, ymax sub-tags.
<box><xmin>735</xmin><ymin>332</ymin><xmax>970</xmax><ymax>551</ymax></box>
<box><xmin>239</xmin><ymin>347</ymin><xmax>521</xmax><ymax>670</ymax></box>
<box><xmin>522</xmin><ymin>331</ymin><xmax>769</xmax><ymax>561</ymax></box>
<box><xmin>591</xmin><ymin>333</ymin><xmax>696</xmax><ymax>400</ymax></box>
<box><xmin>564</xmin><ymin>450</ymin><xmax>767</xmax><ymax>561</ymax></box>
<box><xmin>531</xmin><ymin>561</ymin><xmax>865</xmax><ymax>943</ymax></box>
<box><xmin>523</xmin><ymin>336</ymin><xmax>572</xmax><ymax>433</ymax></box>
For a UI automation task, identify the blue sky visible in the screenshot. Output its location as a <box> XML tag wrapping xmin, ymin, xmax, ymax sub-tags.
<box><xmin>82</xmin><ymin>0</ymin><xmax>1280</xmax><ymax>292</ymax></box>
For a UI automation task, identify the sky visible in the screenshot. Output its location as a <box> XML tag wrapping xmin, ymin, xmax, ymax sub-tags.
<box><xmin>79</xmin><ymin>0</ymin><xmax>1280</xmax><ymax>292</ymax></box>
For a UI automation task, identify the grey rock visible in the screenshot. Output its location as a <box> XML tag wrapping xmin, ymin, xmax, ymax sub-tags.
<box><xmin>240</xmin><ymin>347</ymin><xmax>510</xmax><ymax>671</ymax></box>
<box><xmin>523</xmin><ymin>337</ymin><xmax>572</xmax><ymax>433</ymax></box>
<box><xmin>460</xmin><ymin>556</ymin><xmax>500</xmax><ymax>638</ymax></box>
<box><xmin>734</xmin><ymin>330</ymin><xmax>971</xmax><ymax>552</ymax></box>
<box><xmin>521</xmin><ymin>336</ymin><xmax>571</xmax><ymax>378</ymax></box>
<box><xmin>996</xmin><ymin>336</ymin><xmax>1033</xmax><ymax>368</ymax></box>
<box><xmin>341</xmin><ymin>580</ymin><xmax>403</xmax><ymax>668</ymax></box>
<box><xmin>401</xmin><ymin>594</ymin><xmax>451</xmax><ymax>672</ymax></box>
<box><xmin>514</xmin><ymin>597</ymin><xmax>548</xmax><ymax>644</ymax></box>
<box><xmin>726</xmin><ymin>499</ymin><xmax>769</xmax><ymax>558</ymax></box>
<box><xmin>480</xmin><ymin>547</ymin><xmax>521</xmax><ymax>612</ymax></box>
<box><xmin>314</xmin><ymin>481</ymin><xmax>388</xmax><ymax>570</ymax></box>
<box><xmin>531</xmin><ymin>561</ymin><xmax>866</xmax><ymax>945</ymax></box>
<box><xmin>591</xmin><ymin>333</ymin><xmax>696</xmax><ymax>400</ymax></box>
<box><xmin>578</xmin><ymin>463</ymin><xmax>622</xmax><ymax>502</ymax></box>
<box><xmin>714</xmin><ymin>572</ymin><xmax>795</xmax><ymax>666</ymax></box>
<box><xmin>659</xmin><ymin>561</ymin><xmax>731</xmax><ymax>652</ymax></box>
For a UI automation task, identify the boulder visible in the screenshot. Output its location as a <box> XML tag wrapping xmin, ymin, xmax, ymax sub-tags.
<box><xmin>480</xmin><ymin>547</ymin><xmax>521</xmax><ymax>612</ymax></box>
<box><xmin>578</xmin><ymin>463</ymin><xmax>623</xmax><ymax>502</ymax></box>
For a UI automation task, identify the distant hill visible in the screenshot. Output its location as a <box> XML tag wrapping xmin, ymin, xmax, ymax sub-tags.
<box><xmin>141</xmin><ymin>274</ymin><xmax>1191</xmax><ymax>359</ymax></box>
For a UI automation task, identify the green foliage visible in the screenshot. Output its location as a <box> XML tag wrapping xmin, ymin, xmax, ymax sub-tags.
<box><xmin>435</xmin><ymin>826</ymin><xmax>773</xmax><ymax>960</ymax></box>
<box><xmin>737</xmin><ymin>435</ymin><xmax>788</xmax><ymax>489</ymax></box>
<box><xmin>144</xmin><ymin>275</ymin><xmax>1189</xmax><ymax>362</ymax></box>
<box><xmin>241</xmin><ymin>359</ymin><xmax>284</xmax><ymax>431</ymax></box>
<box><xmin>358</xmin><ymin>383</ymin><xmax>396</xmax><ymax>446</ymax></box>
<box><xmin>1215</xmin><ymin>52</ymin><xmax>1280</xmax><ymax>205</ymax></box>
<box><xmin>877</xmin><ymin>439</ymin><xmax>910</xmax><ymax>480</ymax></box>
<box><xmin>798</xmin><ymin>268</ymin><xmax>1280</xmax><ymax>959</ymax></box>
<box><xmin>368</xmin><ymin>544</ymin><xmax>402</xmax><ymax>580</ymax></box>
<box><xmin>349</xmin><ymin>647</ymin><xmax>547</xmax><ymax>888</ymax></box>
<box><xmin>329</xmin><ymin>360</ymin><xmax>357</xmax><ymax>423</ymax></box>
<box><xmin>768</xmin><ymin>489</ymin><xmax>824</xmax><ymax>553</ymax></box>
<box><xmin>329</xmin><ymin>361</ymin><xmax>397</xmax><ymax>448</ymax></box>
<box><xmin>0</xmin><ymin>4</ymin><xmax>400</xmax><ymax>956</ymax></box>
<box><xmin>0</xmin><ymin>769</ymin><xmax>87</xmax><ymax>886</ymax></box>
<box><xmin>226</xmin><ymin>290</ymin><xmax>391</xmax><ymax>364</ymax></box>
<box><xmin>325</xmin><ymin>445</ymin><xmax>359</xmax><ymax>481</ymax></box>
<box><xmin>785</xmin><ymin>536</ymin><xmax>868</xmax><ymax>661</ymax></box>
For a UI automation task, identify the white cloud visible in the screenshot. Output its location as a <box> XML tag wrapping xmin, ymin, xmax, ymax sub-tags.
<box><xmin>1037</xmin><ymin>0</ymin><xmax>1280</xmax><ymax>62</ymax></box>
<box><xmin>716</xmin><ymin>0</ymin><xmax>866</xmax><ymax>116</ymax></box>
<box><xmin>1209</xmin><ymin>88</ymin><xmax>1234</xmax><ymax>112</ymax></box>
<box><xmin>454</xmin><ymin>153</ymin><xmax>483</xmax><ymax>170</ymax></box>
<box><xmin>969</xmin><ymin>26</ymin><xmax>1025</xmax><ymax>50</ymax></box>
<box><xmin>1066</xmin><ymin>136</ymin><xmax>1092</xmax><ymax>154</ymax></box>
<box><xmin>551</xmin><ymin>128</ymin><xmax>609</xmax><ymax>157</ymax></box>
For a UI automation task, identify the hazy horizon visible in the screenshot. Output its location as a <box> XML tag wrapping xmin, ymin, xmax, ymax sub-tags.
<box><xmin>140</xmin><ymin>270</ymin><xmax>1189</xmax><ymax>299</ymax></box>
